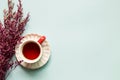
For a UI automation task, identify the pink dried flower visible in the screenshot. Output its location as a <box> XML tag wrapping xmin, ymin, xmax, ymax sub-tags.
<box><xmin>0</xmin><ymin>0</ymin><xmax>29</xmax><ymax>80</ymax></box>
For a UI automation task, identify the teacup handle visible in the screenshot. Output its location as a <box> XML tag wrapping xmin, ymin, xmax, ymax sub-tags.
<box><xmin>38</xmin><ymin>36</ymin><xmax>46</xmax><ymax>44</ymax></box>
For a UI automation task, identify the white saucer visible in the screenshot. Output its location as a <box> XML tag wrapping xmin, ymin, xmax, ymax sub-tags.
<box><xmin>15</xmin><ymin>34</ymin><xmax>51</xmax><ymax>69</ymax></box>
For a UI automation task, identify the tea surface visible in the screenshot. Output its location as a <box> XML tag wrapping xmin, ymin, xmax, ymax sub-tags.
<box><xmin>23</xmin><ymin>42</ymin><xmax>40</xmax><ymax>60</ymax></box>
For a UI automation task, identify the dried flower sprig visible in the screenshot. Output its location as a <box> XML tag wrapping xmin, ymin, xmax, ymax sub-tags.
<box><xmin>0</xmin><ymin>0</ymin><xmax>29</xmax><ymax>80</ymax></box>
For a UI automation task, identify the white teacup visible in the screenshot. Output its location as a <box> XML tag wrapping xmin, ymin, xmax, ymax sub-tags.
<box><xmin>19</xmin><ymin>36</ymin><xmax>46</xmax><ymax>64</ymax></box>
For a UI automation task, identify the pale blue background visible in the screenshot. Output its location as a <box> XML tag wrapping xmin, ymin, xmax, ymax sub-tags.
<box><xmin>0</xmin><ymin>0</ymin><xmax>120</xmax><ymax>80</ymax></box>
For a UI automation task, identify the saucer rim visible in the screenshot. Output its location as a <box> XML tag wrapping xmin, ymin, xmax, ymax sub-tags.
<box><xmin>15</xmin><ymin>34</ymin><xmax>51</xmax><ymax>69</ymax></box>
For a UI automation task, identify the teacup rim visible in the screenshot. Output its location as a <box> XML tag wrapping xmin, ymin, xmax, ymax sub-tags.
<box><xmin>19</xmin><ymin>40</ymin><xmax>43</xmax><ymax>63</ymax></box>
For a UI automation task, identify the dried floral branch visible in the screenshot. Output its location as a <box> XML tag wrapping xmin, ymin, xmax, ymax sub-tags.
<box><xmin>0</xmin><ymin>0</ymin><xmax>29</xmax><ymax>80</ymax></box>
